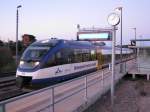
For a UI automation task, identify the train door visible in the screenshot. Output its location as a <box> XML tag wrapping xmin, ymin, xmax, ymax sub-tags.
<box><xmin>96</xmin><ymin>48</ymin><xmax>104</xmax><ymax>69</ymax></box>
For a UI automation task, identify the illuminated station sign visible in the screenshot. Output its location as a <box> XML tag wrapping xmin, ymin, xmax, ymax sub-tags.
<box><xmin>77</xmin><ymin>28</ymin><xmax>112</xmax><ymax>41</ymax></box>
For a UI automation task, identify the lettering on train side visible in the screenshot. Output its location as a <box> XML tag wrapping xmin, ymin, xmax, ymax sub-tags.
<box><xmin>74</xmin><ymin>63</ymin><xmax>96</xmax><ymax>70</ymax></box>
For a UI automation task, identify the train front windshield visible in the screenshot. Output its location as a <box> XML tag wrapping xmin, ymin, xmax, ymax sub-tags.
<box><xmin>19</xmin><ymin>46</ymin><xmax>50</xmax><ymax>69</ymax></box>
<box><xmin>19</xmin><ymin>39</ymin><xmax>59</xmax><ymax>69</ymax></box>
<box><xmin>22</xmin><ymin>46</ymin><xmax>50</xmax><ymax>60</ymax></box>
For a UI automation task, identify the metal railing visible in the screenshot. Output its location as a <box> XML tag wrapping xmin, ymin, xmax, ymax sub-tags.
<box><xmin>0</xmin><ymin>59</ymin><xmax>134</xmax><ymax>112</ymax></box>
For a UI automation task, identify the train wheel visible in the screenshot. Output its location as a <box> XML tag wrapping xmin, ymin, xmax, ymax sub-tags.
<box><xmin>16</xmin><ymin>77</ymin><xmax>24</xmax><ymax>89</ymax></box>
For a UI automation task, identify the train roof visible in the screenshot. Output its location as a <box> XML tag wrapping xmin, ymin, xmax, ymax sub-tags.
<box><xmin>31</xmin><ymin>39</ymin><xmax>59</xmax><ymax>47</ymax></box>
<box><xmin>30</xmin><ymin>39</ymin><xmax>132</xmax><ymax>51</ymax></box>
<box><xmin>31</xmin><ymin>39</ymin><xmax>95</xmax><ymax>48</ymax></box>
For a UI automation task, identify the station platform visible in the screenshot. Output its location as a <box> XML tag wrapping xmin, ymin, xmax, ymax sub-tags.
<box><xmin>127</xmin><ymin>61</ymin><xmax>150</xmax><ymax>80</ymax></box>
<box><xmin>83</xmin><ymin>77</ymin><xmax>150</xmax><ymax>112</ymax></box>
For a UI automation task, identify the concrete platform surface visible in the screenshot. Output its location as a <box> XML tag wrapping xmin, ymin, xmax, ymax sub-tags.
<box><xmin>83</xmin><ymin>78</ymin><xmax>150</xmax><ymax>112</ymax></box>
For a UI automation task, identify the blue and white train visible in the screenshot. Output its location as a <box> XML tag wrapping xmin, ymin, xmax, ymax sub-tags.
<box><xmin>16</xmin><ymin>39</ymin><xmax>134</xmax><ymax>88</ymax></box>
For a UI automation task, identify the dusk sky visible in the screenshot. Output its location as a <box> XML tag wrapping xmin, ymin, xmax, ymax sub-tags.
<box><xmin>0</xmin><ymin>0</ymin><xmax>150</xmax><ymax>44</ymax></box>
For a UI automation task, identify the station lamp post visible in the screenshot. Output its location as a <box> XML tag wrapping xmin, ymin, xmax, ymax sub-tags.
<box><xmin>132</xmin><ymin>28</ymin><xmax>137</xmax><ymax>45</ymax></box>
<box><xmin>16</xmin><ymin>5</ymin><xmax>22</xmax><ymax>64</ymax></box>
<box><xmin>132</xmin><ymin>27</ymin><xmax>138</xmax><ymax>69</ymax></box>
<box><xmin>77</xmin><ymin>24</ymin><xmax>80</xmax><ymax>41</ymax></box>
<box><xmin>115</xmin><ymin>6</ymin><xmax>123</xmax><ymax>73</ymax></box>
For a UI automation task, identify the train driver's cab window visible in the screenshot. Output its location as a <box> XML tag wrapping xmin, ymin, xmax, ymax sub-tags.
<box><xmin>45</xmin><ymin>55</ymin><xmax>56</xmax><ymax>67</ymax></box>
<box><xmin>55</xmin><ymin>52</ymin><xmax>63</xmax><ymax>65</ymax></box>
<box><xmin>45</xmin><ymin>51</ymin><xmax>64</xmax><ymax>67</ymax></box>
<box><xmin>56</xmin><ymin>52</ymin><xmax>61</xmax><ymax>59</ymax></box>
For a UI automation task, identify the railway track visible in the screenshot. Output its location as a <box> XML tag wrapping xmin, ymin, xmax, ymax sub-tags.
<box><xmin>0</xmin><ymin>79</ymin><xmax>31</xmax><ymax>102</ymax></box>
<box><xmin>0</xmin><ymin>86</ymin><xmax>29</xmax><ymax>101</ymax></box>
<box><xmin>0</xmin><ymin>72</ymin><xmax>30</xmax><ymax>101</ymax></box>
<box><xmin>0</xmin><ymin>71</ymin><xmax>16</xmax><ymax>77</ymax></box>
<box><xmin>0</xmin><ymin>76</ymin><xmax>16</xmax><ymax>88</ymax></box>
<box><xmin>0</xmin><ymin>71</ymin><xmax>16</xmax><ymax>88</ymax></box>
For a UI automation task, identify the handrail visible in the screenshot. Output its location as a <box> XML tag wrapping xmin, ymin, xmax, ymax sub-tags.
<box><xmin>0</xmin><ymin>68</ymin><xmax>106</xmax><ymax>105</ymax></box>
<box><xmin>0</xmin><ymin>58</ymin><xmax>134</xmax><ymax>112</ymax></box>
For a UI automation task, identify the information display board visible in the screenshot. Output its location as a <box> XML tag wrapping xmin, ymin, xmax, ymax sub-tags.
<box><xmin>77</xmin><ymin>31</ymin><xmax>112</xmax><ymax>41</ymax></box>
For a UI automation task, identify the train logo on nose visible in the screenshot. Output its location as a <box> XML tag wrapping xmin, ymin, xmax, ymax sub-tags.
<box><xmin>55</xmin><ymin>68</ymin><xmax>62</xmax><ymax>74</ymax></box>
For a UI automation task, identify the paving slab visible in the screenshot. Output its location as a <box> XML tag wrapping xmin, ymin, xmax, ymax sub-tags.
<box><xmin>84</xmin><ymin>78</ymin><xmax>150</xmax><ymax>112</ymax></box>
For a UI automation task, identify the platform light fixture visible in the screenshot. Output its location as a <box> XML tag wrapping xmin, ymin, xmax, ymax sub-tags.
<box><xmin>132</xmin><ymin>27</ymin><xmax>137</xmax><ymax>45</ymax></box>
<box><xmin>115</xmin><ymin>6</ymin><xmax>123</xmax><ymax>73</ymax></box>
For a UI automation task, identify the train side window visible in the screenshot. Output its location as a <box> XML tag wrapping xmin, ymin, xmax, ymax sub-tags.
<box><xmin>62</xmin><ymin>48</ymin><xmax>73</xmax><ymax>64</ymax></box>
<box><xmin>83</xmin><ymin>53</ymin><xmax>90</xmax><ymax>62</ymax></box>
<box><xmin>82</xmin><ymin>49</ymin><xmax>90</xmax><ymax>62</ymax></box>
<box><xmin>73</xmin><ymin>49</ymin><xmax>82</xmax><ymax>63</ymax></box>
<box><xmin>56</xmin><ymin>48</ymin><xmax>74</xmax><ymax>65</ymax></box>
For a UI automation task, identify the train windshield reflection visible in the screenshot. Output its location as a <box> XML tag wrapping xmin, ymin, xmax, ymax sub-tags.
<box><xmin>21</xmin><ymin>46</ymin><xmax>50</xmax><ymax>61</ymax></box>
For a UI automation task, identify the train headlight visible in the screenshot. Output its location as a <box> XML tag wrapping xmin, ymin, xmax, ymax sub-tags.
<box><xmin>20</xmin><ymin>61</ymin><xmax>24</xmax><ymax>65</ymax></box>
<box><xmin>34</xmin><ymin>62</ymin><xmax>40</xmax><ymax>66</ymax></box>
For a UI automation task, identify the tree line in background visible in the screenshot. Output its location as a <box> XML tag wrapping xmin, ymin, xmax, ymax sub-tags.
<box><xmin>0</xmin><ymin>34</ymin><xmax>36</xmax><ymax>73</ymax></box>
